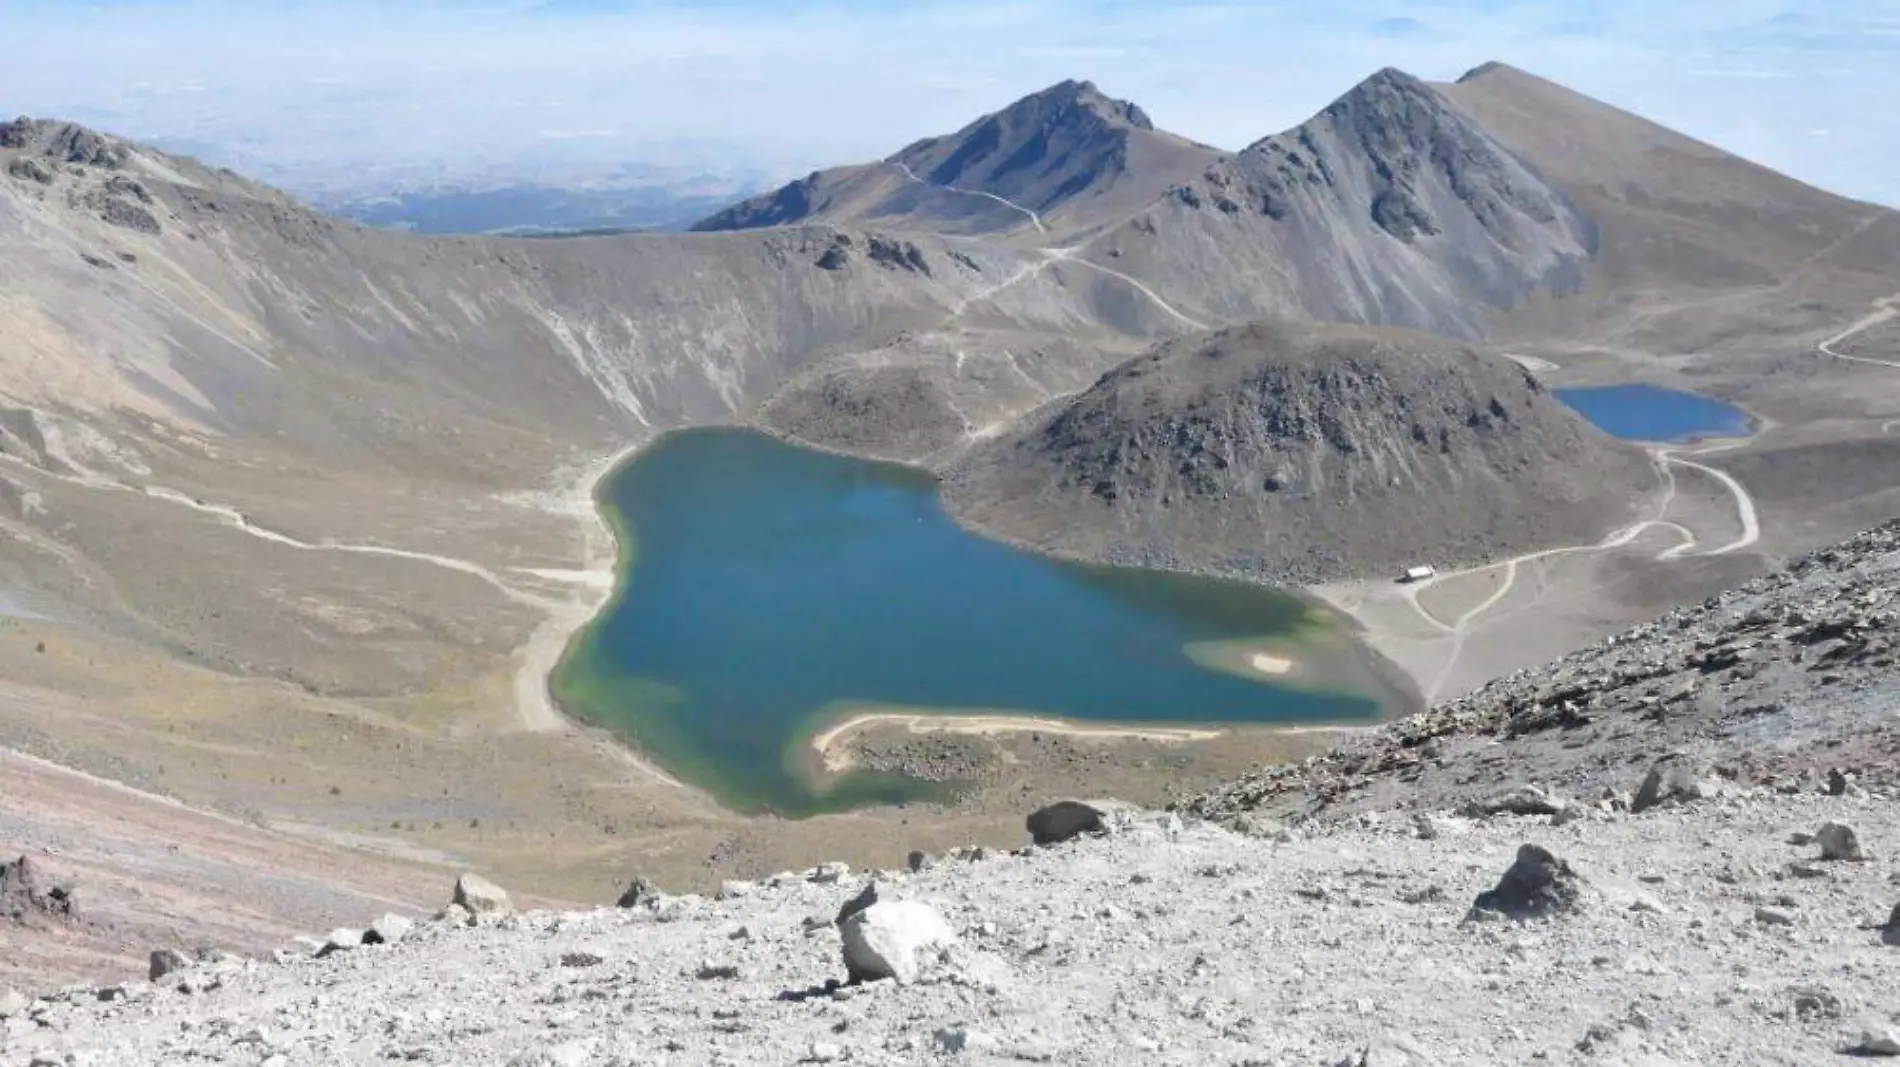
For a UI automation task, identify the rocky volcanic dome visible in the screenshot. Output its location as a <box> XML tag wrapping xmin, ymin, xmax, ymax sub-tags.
<box><xmin>947</xmin><ymin>319</ymin><xmax>1659</xmax><ymax>583</ymax></box>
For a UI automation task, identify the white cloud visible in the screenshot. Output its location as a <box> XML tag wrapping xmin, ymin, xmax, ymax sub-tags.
<box><xmin>0</xmin><ymin>0</ymin><xmax>1893</xmax><ymax>206</ymax></box>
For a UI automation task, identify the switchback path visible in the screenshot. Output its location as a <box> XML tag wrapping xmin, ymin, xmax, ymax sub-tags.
<box><xmin>888</xmin><ymin>161</ymin><xmax>1047</xmax><ymax>233</ymax></box>
<box><xmin>1408</xmin><ymin>439</ymin><xmax>1760</xmax><ymax>702</ymax></box>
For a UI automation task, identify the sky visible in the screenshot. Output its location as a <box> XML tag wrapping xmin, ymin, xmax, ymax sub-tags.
<box><xmin>2</xmin><ymin>0</ymin><xmax>1897</xmax><ymax>204</ymax></box>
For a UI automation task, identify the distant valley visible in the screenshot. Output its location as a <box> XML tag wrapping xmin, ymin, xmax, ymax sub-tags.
<box><xmin>319</xmin><ymin>181</ymin><xmax>759</xmax><ymax>236</ymax></box>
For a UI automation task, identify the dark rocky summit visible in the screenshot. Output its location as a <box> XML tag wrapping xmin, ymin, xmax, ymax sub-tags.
<box><xmin>946</xmin><ymin>319</ymin><xmax>1656</xmax><ymax>584</ymax></box>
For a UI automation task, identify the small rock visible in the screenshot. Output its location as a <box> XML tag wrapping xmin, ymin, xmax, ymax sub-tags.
<box><xmin>451</xmin><ymin>873</ymin><xmax>513</xmax><ymax>917</ymax></box>
<box><xmin>1026</xmin><ymin>800</ymin><xmax>1107</xmax><ymax>846</ymax></box>
<box><xmin>1628</xmin><ymin>893</ymin><xmax>1665</xmax><ymax>915</ymax></box>
<box><xmin>436</xmin><ymin>903</ymin><xmax>472</xmax><ymax>926</ymax></box>
<box><xmin>695</xmin><ymin>962</ymin><xmax>740</xmax><ymax>981</ymax></box>
<box><xmin>560</xmin><ymin>951</ymin><xmax>604</xmax><ymax>968</ymax></box>
<box><xmin>1876</xmin><ymin>903</ymin><xmax>1900</xmax><ymax>946</ymax></box>
<box><xmin>1827</xmin><ymin>768</ymin><xmax>1866</xmax><ymax>797</ymax></box>
<box><xmin>1855</xmin><ymin>1027</ymin><xmax>1900</xmax><ymax>1057</ymax></box>
<box><xmin>906</xmin><ymin>850</ymin><xmax>935</xmax><ymax>873</ymax></box>
<box><xmin>1817</xmin><ymin>822</ymin><xmax>1868</xmax><ymax>862</ymax></box>
<box><xmin>716</xmin><ymin>880</ymin><xmax>753</xmax><ymax>900</ymax></box>
<box><xmin>839</xmin><ymin>899</ymin><xmax>956</xmax><ymax>984</ymax></box>
<box><xmin>1754</xmin><ymin>906</ymin><xmax>1795</xmax><ymax>926</ymax></box>
<box><xmin>1465</xmin><ymin>785</ymin><xmax>1568</xmax><ymax>818</ymax></box>
<box><xmin>806</xmin><ymin>1041</ymin><xmax>844</xmax><ymax>1063</ymax></box>
<box><xmin>363</xmin><ymin>914</ymin><xmax>414</xmax><ymax>946</ymax></box>
<box><xmin>834</xmin><ymin>881</ymin><xmax>880</xmax><ymax>927</ymax></box>
<box><xmin>615</xmin><ymin>877</ymin><xmax>658</xmax><ymax>908</ymax></box>
<box><xmin>933</xmin><ymin>1025</ymin><xmax>999</xmax><ymax>1054</ymax></box>
<box><xmin>810</xmin><ymin>862</ymin><xmax>851</xmax><ymax>884</ymax></box>
<box><xmin>1787</xmin><ymin>862</ymin><xmax>1829</xmax><ymax>879</ymax></box>
<box><xmin>1468</xmin><ymin>844</ymin><xmax>1583</xmax><ymax>921</ymax></box>
<box><xmin>510</xmin><ymin>1040</ymin><xmax>596</xmax><ymax>1067</ymax></box>
<box><xmin>0</xmin><ymin>989</ymin><xmax>28</xmax><ymax>1018</ymax></box>
<box><xmin>315</xmin><ymin>928</ymin><xmax>362</xmax><ymax>957</ymax></box>
<box><xmin>1333</xmin><ymin>1034</ymin><xmax>1443</xmax><ymax>1066</ymax></box>
<box><xmin>148</xmin><ymin>949</ymin><xmax>190</xmax><ymax>981</ymax></box>
<box><xmin>1231</xmin><ymin>813</ymin><xmax>1295</xmax><ymax>842</ymax></box>
<box><xmin>1631</xmin><ymin>757</ymin><xmax>1710</xmax><ymax>813</ymax></box>
<box><xmin>1411</xmin><ymin>813</ymin><xmax>1440</xmax><ymax>840</ymax></box>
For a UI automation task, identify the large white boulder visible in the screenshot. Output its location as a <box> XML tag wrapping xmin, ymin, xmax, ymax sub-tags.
<box><xmin>839</xmin><ymin>900</ymin><xmax>955</xmax><ymax>984</ymax></box>
<box><xmin>452</xmin><ymin>873</ymin><xmax>513</xmax><ymax>918</ymax></box>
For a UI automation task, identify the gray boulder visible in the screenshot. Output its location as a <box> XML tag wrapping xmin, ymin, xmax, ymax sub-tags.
<box><xmin>1817</xmin><ymin>822</ymin><xmax>1868</xmax><ymax>862</ymax></box>
<box><xmin>148</xmin><ymin>948</ymin><xmax>190</xmax><ymax>981</ymax></box>
<box><xmin>1631</xmin><ymin>758</ymin><xmax>1711</xmax><ymax>814</ymax></box>
<box><xmin>1026</xmin><ymin>800</ymin><xmax>1107</xmax><ymax>845</ymax></box>
<box><xmin>363</xmin><ymin>914</ymin><xmax>414</xmax><ymax>945</ymax></box>
<box><xmin>616</xmin><ymin>876</ymin><xmax>658</xmax><ymax>908</ymax></box>
<box><xmin>838</xmin><ymin>899</ymin><xmax>956</xmax><ymax>984</ymax></box>
<box><xmin>451</xmin><ymin>873</ymin><xmax>513</xmax><ymax>917</ymax></box>
<box><xmin>0</xmin><ymin>855</ymin><xmax>78</xmax><ymax>923</ymax></box>
<box><xmin>315</xmin><ymin>928</ymin><xmax>363</xmax><ymax>958</ymax></box>
<box><xmin>1468</xmin><ymin>844</ymin><xmax>1584</xmax><ymax>921</ymax></box>
<box><xmin>1854</xmin><ymin>1027</ymin><xmax>1900</xmax><ymax>1057</ymax></box>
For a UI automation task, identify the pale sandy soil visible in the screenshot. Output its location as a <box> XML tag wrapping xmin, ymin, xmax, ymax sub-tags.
<box><xmin>811</xmin><ymin>709</ymin><xmax>1227</xmax><ymax>775</ymax></box>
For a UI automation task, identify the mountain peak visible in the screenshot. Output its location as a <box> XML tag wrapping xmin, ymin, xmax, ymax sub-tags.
<box><xmin>1455</xmin><ymin>60</ymin><xmax>1524</xmax><ymax>84</ymax></box>
<box><xmin>1004</xmin><ymin>78</ymin><xmax>1155</xmax><ymax>132</ymax></box>
<box><xmin>694</xmin><ymin>76</ymin><xmax>1213</xmax><ymax>235</ymax></box>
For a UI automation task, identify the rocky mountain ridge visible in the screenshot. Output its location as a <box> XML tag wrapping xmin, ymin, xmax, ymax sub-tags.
<box><xmin>693</xmin><ymin>79</ymin><xmax>1221</xmax><ymax>236</ymax></box>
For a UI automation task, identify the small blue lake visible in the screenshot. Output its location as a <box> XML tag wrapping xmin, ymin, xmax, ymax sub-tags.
<box><xmin>1555</xmin><ymin>385</ymin><xmax>1753</xmax><ymax>443</ymax></box>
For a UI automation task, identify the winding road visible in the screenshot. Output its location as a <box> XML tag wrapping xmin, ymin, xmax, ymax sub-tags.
<box><xmin>1</xmin><ymin>447</ymin><xmax>558</xmax><ymax>611</ymax></box>
<box><xmin>1408</xmin><ymin>288</ymin><xmax>1900</xmax><ymax>701</ymax></box>
<box><xmin>892</xmin><ymin>164</ymin><xmax>1209</xmax><ymax>332</ymax></box>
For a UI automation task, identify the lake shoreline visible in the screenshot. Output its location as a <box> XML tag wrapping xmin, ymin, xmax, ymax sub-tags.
<box><xmin>545</xmin><ymin>423</ymin><xmax>1424</xmax><ymax>813</ymax></box>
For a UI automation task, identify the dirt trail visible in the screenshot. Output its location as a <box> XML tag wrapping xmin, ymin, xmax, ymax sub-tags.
<box><xmin>888</xmin><ymin>161</ymin><xmax>1047</xmax><ymax>233</ymax></box>
<box><xmin>1398</xmin><ymin>286</ymin><xmax>1900</xmax><ymax>700</ymax></box>
<box><xmin>1818</xmin><ymin>292</ymin><xmax>1900</xmax><ymax>369</ymax></box>
<box><xmin>1407</xmin><ymin>438</ymin><xmax>1759</xmax><ymax>702</ymax></box>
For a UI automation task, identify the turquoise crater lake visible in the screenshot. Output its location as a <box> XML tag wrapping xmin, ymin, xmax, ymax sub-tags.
<box><xmin>553</xmin><ymin>428</ymin><xmax>1392</xmax><ymax>815</ymax></box>
<box><xmin>1556</xmin><ymin>384</ymin><xmax>1753</xmax><ymax>443</ymax></box>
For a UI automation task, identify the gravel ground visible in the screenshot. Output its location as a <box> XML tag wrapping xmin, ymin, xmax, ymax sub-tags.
<box><xmin>4</xmin><ymin>794</ymin><xmax>1898</xmax><ymax>1066</ymax></box>
<box><xmin>1191</xmin><ymin>520</ymin><xmax>1900</xmax><ymax>826</ymax></box>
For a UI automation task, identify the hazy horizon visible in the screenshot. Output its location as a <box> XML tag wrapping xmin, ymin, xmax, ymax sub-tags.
<box><xmin>3</xmin><ymin>0</ymin><xmax>1896</xmax><ymax>207</ymax></box>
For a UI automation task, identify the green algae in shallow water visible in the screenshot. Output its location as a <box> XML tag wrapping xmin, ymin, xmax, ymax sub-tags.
<box><xmin>553</xmin><ymin>427</ymin><xmax>1387</xmax><ymax>815</ymax></box>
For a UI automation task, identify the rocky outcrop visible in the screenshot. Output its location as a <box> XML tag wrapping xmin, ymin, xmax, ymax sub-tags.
<box><xmin>1025</xmin><ymin>800</ymin><xmax>1108</xmax><ymax>845</ymax></box>
<box><xmin>450</xmin><ymin>873</ymin><xmax>513</xmax><ymax>919</ymax></box>
<box><xmin>947</xmin><ymin>320</ymin><xmax>1656</xmax><ymax>584</ymax></box>
<box><xmin>1467</xmin><ymin>843</ymin><xmax>1583</xmax><ymax>920</ymax></box>
<box><xmin>0</xmin><ymin>856</ymin><xmax>77</xmax><ymax>924</ymax></box>
<box><xmin>1190</xmin><ymin>520</ymin><xmax>1900</xmax><ymax>824</ymax></box>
